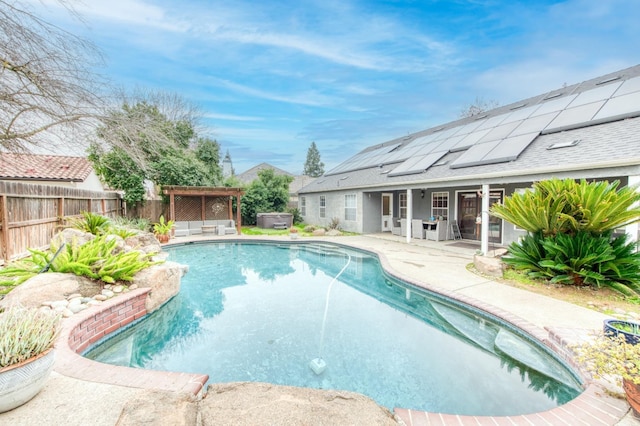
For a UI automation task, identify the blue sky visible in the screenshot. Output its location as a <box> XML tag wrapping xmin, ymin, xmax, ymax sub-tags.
<box><xmin>37</xmin><ymin>0</ymin><xmax>639</xmax><ymax>175</ymax></box>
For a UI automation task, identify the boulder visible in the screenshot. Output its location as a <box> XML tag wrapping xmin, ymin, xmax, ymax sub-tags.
<box><xmin>199</xmin><ymin>382</ymin><xmax>399</xmax><ymax>426</ymax></box>
<box><xmin>312</xmin><ymin>228</ymin><xmax>326</xmax><ymax>236</ymax></box>
<box><xmin>0</xmin><ymin>273</ymin><xmax>101</xmax><ymax>309</ymax></box>
<box><xmin>326</xmin><ymin>229</ymin><xmax>342</xmax><ymax>236</ymax></box>
<box><xmin>125</xmin><ymin>231</ymin><xmax>162</xmax><ymax>255</ymax></box>
<box><xmin>132</xmin><ymin>261</ymin><xmax>188</xmax><ymax>313</ymax></box>
<box><xmin>53</xmin><ymin>228</ymin><xmax>95</xmax><ymax>247</ymax></box>
<box><xmin>115</xmin><ymin>390</ymin><xmax>197</xmax><ymax>426</ymax></box>
<box><xmin>474</xmin><ymin>254</ymin><xmax>504</xmax><ymax>277</ymax></box>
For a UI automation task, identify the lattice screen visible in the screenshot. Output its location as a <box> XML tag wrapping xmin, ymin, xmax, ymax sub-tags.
<box><xmin>173</xmin><ymin>195</ymin><xmax>231</xmax><ymax>221</ymax></box>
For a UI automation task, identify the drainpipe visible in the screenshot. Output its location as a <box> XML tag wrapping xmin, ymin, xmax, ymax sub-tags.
<box><xmin>406</xmin><ymin>188</ymin><xmax>413</xmax><ymax>244</ymax></box>
<box><xmin>481</xmin><ymin>183</ymin><xmax>490</xmax><ymax>256</ymax></box>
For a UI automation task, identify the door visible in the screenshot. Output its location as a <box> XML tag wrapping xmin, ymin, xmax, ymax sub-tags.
<box><xmin>456</xmin><ymin>191</ymin><xmax>503</xmax><ymax>242</ymax></box>
<box><xmin>381</xmin><ymin>193</ymin><xmax>393</xmax><ymax>231</ymax></box>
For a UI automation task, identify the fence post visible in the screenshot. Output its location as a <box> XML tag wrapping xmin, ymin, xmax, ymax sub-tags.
<box><xmin>1</xmin><ymin>195</ymin><xmax>8</xmax><ymax>261</ymax></box>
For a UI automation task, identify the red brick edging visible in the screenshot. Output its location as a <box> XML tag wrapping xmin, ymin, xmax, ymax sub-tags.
<box><xmin>54</xmin><ymin>288</ymin><xmax>208</xmax><ymax>396</ymax></box>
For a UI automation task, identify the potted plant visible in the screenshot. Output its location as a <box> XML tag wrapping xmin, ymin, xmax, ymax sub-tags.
<box><xmin>289</xmin><ymin>226</ymin><xmax>299</xmax><ymax>240</ymax></box>
<box><xmin>153</xmin><ymin>215</ymin><xmax>174</xmax><ymax>243</ymax></box>
<box><xmin>604</xmin><ymin>319</ymin><xmax>640</xmax><ymax>345</ymax></box>
<box><xmin>0</xmin><ymin>307</ymin><xmax>61</xmax><ymax>413</ymax></box>
<box><xmin>573</xmin><ymin>332</ymin><xmax>640</xmax><ymax>418</ymax></box>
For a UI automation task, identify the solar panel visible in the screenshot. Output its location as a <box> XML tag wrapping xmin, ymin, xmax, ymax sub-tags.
<box><xmin>450</xmin><ymin>132</ymin><xmax>538</xmax><ymax>169</ymax></box>
<box><xmin>614</xmin><ymin>76</ymin><xmax>640</xmax><ymax>97</ymax></box>
<box><xmin>593</xmin><ymin>91</ymin><xmax>640</xmax><ymax>121</ymax></box>
<box><xmin>501</xmin><ymin>104</ymin><xmax>540</xmax><ymax>124</ymax></box>
<box><xmin>545</xmin><ymin>101</ymin><xmax>605</xmax><ymax>131</ymax></box>
<box><xmin>474</xmin><ymin>113</ymin><xmax>509</xmax><ymax>131</ymax></box>
<box><xmin>530</xmin><ymin>94</ymin><xmax>577</xmax><ymax>117</ymax></box>
<box><xmin>510</xmin><ymin>112</ymin><xmax>559</xmax><ymax>136</ymax></box>
<box><xmin>567</xmin><ymin>82</ymin><xmax>622</xmax><ymax>107</ymax></box>
<box><xmin>477</xmin><ymin>120</ymin><xmax>522</xmax><ymax>143</ymax></box>
<box><xmin>388</xmin><ymin>151</ymin><xmax>448</xmax><ymax>176</ymax></box>
<box><xmin>450</xmin><ymin>128</ymin><xmax>491</xmax><ymax>151</ymax></box>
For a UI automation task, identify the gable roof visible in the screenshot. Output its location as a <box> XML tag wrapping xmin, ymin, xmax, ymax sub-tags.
<box><xmin>236</xmin><ymin>162</ymin><xmax>294</xmax><ymax>184</ymax></box>
<box><xmin>0</xmin><ymin>153</ymin><xmax>95</xmax><ymax>182</ymax></box>
<box><xmin>302</xmin><ymin>64</ymin><xmax>640</xmax><ymax>193</ymax></box>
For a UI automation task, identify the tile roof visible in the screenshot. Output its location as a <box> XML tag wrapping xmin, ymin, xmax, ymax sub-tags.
<box><xmin>236</xmin><ymin>162</ymin><xmax>294</xmax><ymax>184</ymax></box>
<box><xmin>0</xmin><ymin>153</ymin><xmax>94</xmax><ymax>182</ymax></box>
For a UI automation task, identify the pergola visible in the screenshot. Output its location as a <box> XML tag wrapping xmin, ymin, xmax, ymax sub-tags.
<box><xmin>162</xmin><ymin>186</ymin><xmax>245</xmax><ymax>234</ymax></box>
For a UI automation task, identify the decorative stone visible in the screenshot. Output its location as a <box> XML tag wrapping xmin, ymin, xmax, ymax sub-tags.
<box><xmin>81</xmin><ymin>297</ymin><xmax>93</xmax><ymax>303</ymax></box>
<box><xmin>129</xmin><ymin>284</ymin><xmax>138</xmax><ymax>290</ymax></box>
<box><xmin>62</xmin><ymin>309</ymin><xmax>74</xmax><ymax>318</ymax></box>
<box><xmin>101</xmin><ymin>290</ymin><xmax>114</xmax><ymax>298</ymax></box>
<box><xmin>87</xmin><ymin>300</ymin><xmax>102</xmax><ymax>306</ymax></box>
<box><xmin>40</xmin><ymin>301</ymin><xmax>53</xmax><ymax>307</ymax></box>
<box><xmin>113</xmin><ymin>285</ymin><xmax>124</xmax><ymax>293</ymax></box>
<box><xmin>93</xmin><ymin>294</ymin><xmax>108</xmax><ymax>301</ymax></box>
<box><xmin>69</xmin><ymin>304</ymin><xmax>88</xmax><ymax>314</ymax></box>
<box><xmin>312</xmin><ymin>229</ymin><xmax>326</xmax><ymax>236</ymax></box>
<box><xmin>67</xmin><ymin>297</ymin><xmax>82</xmax><ymax>306</ymax></box>
<box><xmin>50</xmin><ymin>300</ymin><xmax>69</xmax><ymax>309</ymax></box>
<box><xmin>66</xmin><ymin>293</ymin><xmax>82</xmax><ymax>300</ymax></box>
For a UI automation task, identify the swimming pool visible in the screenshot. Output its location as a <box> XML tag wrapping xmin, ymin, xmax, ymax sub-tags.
<box><xmin>85</xmin><ymin>241</ymin><xmax>582</xmax><ymax>416</ymax></box>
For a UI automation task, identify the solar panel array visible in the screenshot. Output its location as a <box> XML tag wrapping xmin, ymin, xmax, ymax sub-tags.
<box><xmin>325</xmin><ymin>75</ymin><xmax>640</xmax><ymax>177</ymax></box>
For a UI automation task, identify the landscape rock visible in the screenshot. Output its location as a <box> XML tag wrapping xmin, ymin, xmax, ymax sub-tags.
<box><xmin>199</xmin><ymin>382</ymin><xmax>399</xmax><ymax>426</ymax></box>
<box><xmin>124</xmin><ymin>231</ymin><xmax>162</xmax><ymax>255</ymax></box>
<box><xmin>53</xmin><ymin>228</ymin><xmax>95</xmax><ymax>248</ymax></box>
<box><xmin>115</xmin><ymin>390</ymin><xmax>197</xmax><ymax>426</ymax></box>
<box><xmin>473</xmin><ymin>254</ymin><xmax>504</xmax><ymax>278</ymax></box>
<box><xmin>133</xmin><ymin>261</ymin><xmax>188</xmax><ymax>313</ymax></box>
<box><xmin>326</xmin><ymin>229</ymin><xmax>342</xmax><ymax>236</ymax></box>
<box><xmin>312</xmin><ymin>228</ymin><xmax>326</xmax><ymax>236</ymax></box>
<box><xmin>0</xmin><ymin>273</ymin><xmax>100</xmax><ymax>309</ymax></box>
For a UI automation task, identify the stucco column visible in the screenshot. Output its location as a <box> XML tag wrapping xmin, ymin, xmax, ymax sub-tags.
<box><xmin>406</xmin><ymin>188</ymin><xmax>413</xmax><ymax>243</ymax></box>
<box><xmin>481</xmin><ymin>183</ymin><xmax>490</xmax><ymax>255</ymax></box>
<box><xmin>625</xmin><ymin>175</ymin><xmax>640</xmax><ymax>242</ymax></box>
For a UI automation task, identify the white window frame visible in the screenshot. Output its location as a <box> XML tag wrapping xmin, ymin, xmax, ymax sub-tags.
<box><xmin>319</xmin><ymin>195</ymin><xmax>326</xmax><ymax>218</ymax></box>
<box><xmin>431</xmin><ymin>191</ymin><xmax>448</xmax><ymax>220</ymax></box>
<box><xmin>300</xmin><ymin>196</ymin><xmax>306</xmax><ymax>216</ymax></box>
<box><xmin>344</xmin><ymin>194</ymin><xmax>357</xmax><ymax>221</ymax></box>
<box><xmin>399</xmin><ymin>193</ymin><xmax>407</xmax><ymax>219</ymax></box>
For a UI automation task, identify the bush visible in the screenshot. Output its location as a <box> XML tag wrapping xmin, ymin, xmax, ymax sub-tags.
<box><xmin>503</xmin><ymin>232</ymin><xmax>640</xmax><ymax>296</ymax></box>
<box><xmin>286</xmin><ymin>207</ymin><xmax>303</xmax><ymax>225</ymax></box>
<box><xmin>68</xmin><ymin>211</ymin><xmax>111</xmax><ymax>235</ymax></box>
<box><xmin>328</xmin><ymin>217</ymin><xmax>341</xmax><ymax>230</ymax></box>
<box><xmin>303</xmin><ymin>225</ymin><xmax>317</xmax><ymax>233</ymax></box>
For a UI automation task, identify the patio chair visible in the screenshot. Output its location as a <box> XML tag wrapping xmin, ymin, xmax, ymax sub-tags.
<box><xmin>391</xmin><ymin>217</ymin><xmax>402</xmax><ymax>236</ymax></box>
<box><xmin>411</xmin><ymin>219</ymin><xmax>425</xmax><ymax>239</ymax></box>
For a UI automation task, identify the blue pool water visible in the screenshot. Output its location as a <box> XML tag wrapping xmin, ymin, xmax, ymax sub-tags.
<box><xmin>85</xmin><ymin>241</ymin><xmax>582</xmax><ymax>416</ymax></box>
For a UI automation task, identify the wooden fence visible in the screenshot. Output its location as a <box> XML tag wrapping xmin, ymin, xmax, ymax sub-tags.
<box><xmin>0</xmin><ymin>181</ymin><xmax>123</xmax><ymax>263</ymax></box>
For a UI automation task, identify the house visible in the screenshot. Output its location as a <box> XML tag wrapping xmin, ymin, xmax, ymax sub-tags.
<box><xmin>298</xmin><ymin>64</ymin><xmax>640</xmax><ymax>253</ymax></box>
<box><xmin>237</xmin><ymin>162</ymin><xmax>315</xmax><ymax>208</ymax></box>
<box><xmin>0</xmin><ymin>153</ymin><xmax>105</xmax><ymax>192</ymax></box>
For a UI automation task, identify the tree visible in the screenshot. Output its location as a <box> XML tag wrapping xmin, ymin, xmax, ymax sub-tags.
<box><xmin>241</xmin><ymin>169</ymin><xmax>294</xmax><ymax>225</ymax></box>
<box><xmin>195</xmin><ymin>137</ymin><xmax>223</xmax><ymax>185</ymax></box>
<box><xmin>459</xmin><ymin>97</ymin><xmax>500</xmax><ymax>118</ymax></box>
<box><xmin>89</xmin><ymin>95</ymin><xmax>215</xmax><ymax>204</ymax></box>
<box><xmin>303</xmin><ymin>142</ymin><xmax>324</xmax><ymax>177</ymax></box>
<box><xmin>0</xmin><ymin>0</ymin><xmax>104</xmax><ymax>152</ymax></box>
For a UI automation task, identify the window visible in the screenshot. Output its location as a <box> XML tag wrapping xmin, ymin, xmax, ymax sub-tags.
<box><xmin>431</xmin><ymin>192</ymin><xmax>448</xmax><ymax>220</ymax></box>
<box><xmin>399</xmin><ymin>193</ymin><xmax>407</xmax><ymax>218</ymax></box>
<box><xmin>319</xmin><ymin>195</ymin><xmax>326</xmax><ymax>218</ymax></box>
<box><xmin>344</xmin><ymin>194</ymin><xmax>356</xmax><ymax>221</ymax></box>
<box><xmin>300</xmin><ymin>196</ymin><xmax>306</xmax><ymax>216</ymax></box>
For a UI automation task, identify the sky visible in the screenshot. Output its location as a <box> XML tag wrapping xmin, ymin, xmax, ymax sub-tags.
<box><xmin>32</xmin><ymin>0</ymin><xmax>640</xmax><ymax>175</ymax></box>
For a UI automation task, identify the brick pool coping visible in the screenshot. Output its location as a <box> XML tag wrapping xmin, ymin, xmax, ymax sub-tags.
<box><xmin>53</xmin><ymin>238</ymin><xmax>631</xmax><ymax>424</ymax></box>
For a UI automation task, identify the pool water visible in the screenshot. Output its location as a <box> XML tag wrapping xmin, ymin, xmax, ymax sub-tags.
<box><xmin>85</xmin><ymin>242</ymin><xmax>582</xmax><ymax>416</ymax></box>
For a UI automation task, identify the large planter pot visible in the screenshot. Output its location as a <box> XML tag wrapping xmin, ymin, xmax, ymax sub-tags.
<box><xmin>0</xmin><ymin>349</ymin><xmax>55</xmax><ymax>413</ymax></box>
<box><xmin>603</xmin><ymin>319</ymin><xmax>640</xmax><ymax>345</ymax></box>
<box><xmin>623</xmin><ymin>378</ymin><xmax>640</xmax><ymax>418</ymax></box>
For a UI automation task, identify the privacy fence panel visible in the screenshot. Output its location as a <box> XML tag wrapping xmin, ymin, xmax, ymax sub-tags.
<box><xmin>0</xmin><ymin>181</ymin><xmax>123</xmax><ymax>263</ymax></box>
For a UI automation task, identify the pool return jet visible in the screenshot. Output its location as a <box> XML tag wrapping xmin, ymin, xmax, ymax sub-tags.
<box><xmin>309</xmin><ymin>250</ymin><xmax>352</xmax><ymax>375</ymax></box>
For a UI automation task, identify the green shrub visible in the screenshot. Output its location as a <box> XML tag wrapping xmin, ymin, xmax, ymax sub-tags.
<box><xmin>68</xmin><ymin>211</ymin><xmax>111</xmax><ymax>235</ymax></box>
<box><xmin>503</xmin><ymin>232</ymin><xmax>640</xmax><ymax>296</ymax></box>
<box><xmin>286</xmin><ymin>207</ymin><xmax>303</xmax><ymax>225</ymax></box>
<box><xmin>303</xmin><ymin>225</ymin><xmax>317</xmax><ymax>233</ymax></box>
<box><xmin>328</xmin><ymin>217</ymin><xmax>341</xmax><ymax>230</ymax></box>
<box><xmin>111</xmin><ymin>216</ymin><xmax>151</xmax><ymax>231</ymax></box>
<box><xmin>0</xmin><ymin>235</ymin><xmax>159</xmax><ymax>287</ymax></box>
